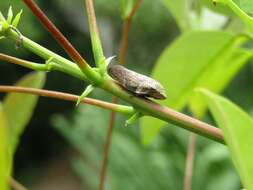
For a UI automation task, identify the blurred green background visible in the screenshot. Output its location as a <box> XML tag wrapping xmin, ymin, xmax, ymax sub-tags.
<box><xmin>1</xmin><ymin>0</ymin><xmax>253</xmax><ymax>189</ymax></box>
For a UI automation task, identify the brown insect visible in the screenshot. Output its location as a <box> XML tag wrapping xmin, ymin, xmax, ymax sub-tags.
<box><xmin>107</xmin><ymin>65</ymin><xmax>167</xmax><ymax>99</ymax></box>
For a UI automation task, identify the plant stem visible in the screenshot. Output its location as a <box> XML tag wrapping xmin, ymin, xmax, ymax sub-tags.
<box><xmin>22</xmin><ymin>0</ymin><xmax>101</xmax><ymax>84</ymax></box>
<box><xmin>0</xmin><ymin>53</ymin><xmax>85</xmax><ymax>80</ymax></box>
<box><xmin>85</xmin><ymin>0</ymin><xmax>104</xmax><ymax>66</ymax></box>
<box><xmin>9</xmin><ymin>177</ymin><xmax>27</xmax><ymax>190</ymax></box>
<box><xmin>0</xmin><ymin>85</ymin><xmax>134</xmax><ymax>115</ymax></box>
<box><xmin>7</xmin><ymin>0</ymin><xmax>225</xmax><ymax>143</ymax></box>
<box><xmin>183</xmin><ymin>133</ymin><xmax>197</xmax><ymax>190</ymax></box>
<box><xmin>99</xmin><ymin>1</ymin><xmax>143</xmax><ymax>190</ymax></box>
<box><xmin>99</xmin><ymin>100</ymin><xmax>116</xmax><ymax>190</ymax></box>
<box><xmin>102</xmin><ymin>80</ymin><xmax>224</xmax><ymax>143</ymax></box>
<box><xmin>221</xmin><ymin>0</ymin><xmax>253</xmax><ymax>32</ymax></box>
<box><xmin>119</xmin><ymin>0</ymin><xmax>142</xmax><ymax>64</ymax></box>
<box><xmin>5</xmin><ymin>30</ymin><xmax>86</xmax><ymax>80</ymax></box>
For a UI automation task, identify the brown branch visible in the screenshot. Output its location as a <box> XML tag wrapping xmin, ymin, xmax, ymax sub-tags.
<box><xmin>119</xmin><ymin>0</ymin><xmax>142</xmax><ymax>64</ymax></box>
<box><xmin>0</xmin><ymin>84</ymin><xmax>224</xmax><ymax>143</ymax></box>
<box><xmin>98</xmin><ymin>96</ymin><xmax>117</xmax><ymax>190</ymax></box>
<box><xmin>183</xmin><ymin>133</ymin><xmax>197</xmax><ymax>190</ymax></box>
<box><xmin>9</xmin><ymin>177</ymin><xmax>27</xmax><ymax>190</ymax></box>
<box><xmin>0</xmin><ymin>85</ymin><xmax>134</xmax><ymax>115</ymax></box>
<box><xmin>21</xmin><ymin>0</ymin><xmax>90</xmax><ymax>71</ymax></box>
<box><xmin>99</xmin><ymin>1</ymin><xmax>143</xmax><ymax>190</ymax></box>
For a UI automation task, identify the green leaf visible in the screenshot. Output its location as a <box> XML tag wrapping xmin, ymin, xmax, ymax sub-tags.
<box><xmin>6</xmin><ymin>6</ymin><xmax>13</xmax><ymax>24</ymax></box>
<box><xmin>11</xmin><ymin>10</ymin><xmax>23</xmax><ymax>28</ymax></box>
<box><xmin>197</xmin><ymin>89</ymin><xmax>253</xmax><ymax>190</ymax></box>
<box><xmin>120</xmin><ymin>0</ymin><xmax>136</xmax><ymax>19</ymax></box>
<box><xmin>3</xmin><ymin>72</ymin><xmax>46</xmax><ymax>153</ymax></box>
<box><xmin>162</xmin><ymin>0</ymin><xmax>191</xmax><ymax>32</ymax></box>
<box><xmin>0</xmin><ymin>12</ymin><xmax>6</xmax><ymax>22</ymax></box>
<box><xmin>189</xmin><ymin>37</ymin><xmax>252</xmax><ymax>117</ymax></box>
<box><xmin>0</xmin><ymin>103</ymin><xmax>9</xmax><ymax>190</ymax></box>
<box><xmin>140</xmin><ymin>31</ymin><xmax>252</xmax><ymax>144</ymax></box>
<box><xmin>239</xmin><ymin>0</ymin><xmax>253</xmax><ymax>14</ymax></box>
<box><xmin>200</xmin><ymin>0</ymin><xmax>237</xmax><ymax>15</ymax></box>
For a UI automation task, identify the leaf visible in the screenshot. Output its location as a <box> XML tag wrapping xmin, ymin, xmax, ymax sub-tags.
<box><xmin>239</xmin><ymin>0</ymin><xmax>253</xmax><ymax>14</ymax></box>
<box><xmin>162</xmin><ymin>0</ymin><xmax>191</xmax><ymax>32</ymax></box>
<box><xmin>0</xmin><ymin>12</ymin><xmax>6</xmax><ymax>22</ymax></box>
<box><xmin>6</xmin><ymin>6</ymin><xmax>13</xmax><ymax>24</ymax></box>
<box><xmin>189</xmin><ymin>38</ymin><xmax>252</xmax><ymax>117</ymax></box>
<box><xmin>200</xmin><ymin>0</ymin><xmax>238</xmax><ymax>15</ymax></box>
<box><xmin>3</xmin><ymin>72</ymin><xmax>46</xmax><ymax>153</ymax></box>
<box><xmin>12</xmin><ymin>10</ymin><xmax>23</xmax><ymax>28</ymax></box>
<box><xmin>140</xmin><ymin>31</ymin><xmax>252</xmax><ymax>144</ymax></box>
<box><xmin>120</xmin><ymin>0</ymin><xmax>136</xmax><ymax>19</ymax></box>
<box><xmin>197</xmin><ymin>89</ymin><xmax>253</xmax><ymax>190</ymax></box>
<box><xmin>0</xmin><ymin>103</ymin><xmax>9</xmax><ymax>190</ymax></box>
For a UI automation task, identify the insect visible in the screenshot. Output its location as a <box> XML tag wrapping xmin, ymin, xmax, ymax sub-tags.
<box><xmin>107</xmin><ymin>65</ymin><xmax>167</xmax><ymax>99</ymax></box>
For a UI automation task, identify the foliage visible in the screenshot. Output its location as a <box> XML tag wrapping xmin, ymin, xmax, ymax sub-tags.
<box><xmin>0</xmin><ymin>72</ymin><xmax>46</xmax><ymax>188</ymax></box>
<box><xmin>1</xmin><ymin>0</ymin><xmax>253</xmax><ymax>189</ymax></box>
<box><xmin>0</xmin><ymin>103</ymin><xmax>9</xmax><ymax>190</ymax></box>
<box><xmin>52</xmin><ymin>105</ymin><xmax>239</xmax><ymax>190</ymax></box>
<box><xmin>199</xmin><ymin>89</ymin><xmax>253</xmax><ymax>190</ymax></box>
<box><xmin>140</xmin><ymin>31</ymin><xmax>252</xmax><ymax>144</ymax></box>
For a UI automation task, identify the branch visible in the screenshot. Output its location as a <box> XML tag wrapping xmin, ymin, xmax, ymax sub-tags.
<box><xmin>0</xmin><ymin>53</ymin><xmax>85</xmax><ymax>80</ymax></box>
<box><xmin>183</xmin><ymin>133</ymin><xmax>197</xmax><ymax>190</ymax></box>
<box><xmin>99</xmin><ymin>100</ymin><xmax>116</xmax><ymax>190</ymax></box>
<box><xmin>9</xmin><ymin>177</ymin><xmax>27</xmax><ymax>190</ymax></box>
<box><xmin>119</xmin><ymin>0</ymin><xmax>142</xmax><ymax>64</ymax></box>
<box><xmin>99</xmin><ymin>1</ymin><xmax>143</xmax><ymax>190</ymax></box>
<box><xmin>0</xmin><ymin>1</ymin><xmax>225</xmax><ymax>143</ymax></box>
<box><xmin>21</xmin><ymin>0</ymin><xmax>100</xmax><ymax>82</ymax></box>
<box><xmin>0</xmin><ymin>85</ymin><xmax>134</xmax><ymax>115</ymax></box>
<box><xmin>85</xmin><ymin>0</ymin><xmax>104</xmax><ymax>66</ymax></box>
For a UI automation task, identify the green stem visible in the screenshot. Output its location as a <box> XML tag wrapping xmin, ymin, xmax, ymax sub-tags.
<box><xmin>0</xmin><ymin>85</ymin><xmax>135</xmax><ymax>116</ymax></box>
<box><xmin>101</xmin><ymin>79</ymin><xmax>224</xmax><ymax>144</ymax></box>
<box><xmin>85</xmin><ymin>0</ymin><xmax>105</xmax><ymax>67</ymax></box>
<box><xmin>2</xmin><ymin>26</ymin><xmax>224</xmax><ymax>144</ymax></box>
<box><xmin>5</xmin><ymin>29</ymin><xmax>86</xmax><ymax>80</ymax></box>
<box><xmin>0</xmin><ymin>53</ymin><xmax>85</xmax><ymax>80</ymax></box>
<box><xmin>223</xmin><ymin>0</ymin><xmax>253</xmax><ymax>32</ymax></box>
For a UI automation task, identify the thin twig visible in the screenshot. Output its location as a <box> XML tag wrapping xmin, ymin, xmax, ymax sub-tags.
<box><xmin>0</xmin><ymin>85</ymin><xmax>134</xmax><ymax>115</ymax></box>
<box><xmin>85</xmin><ymin>0</ymin><xmax>104</xmax><ymax>65</ymax></box>
<box><xmin>99</xmin><ymin>1</ymin><xmax>143</xmax><ymax>190</ymax></box>
<box><xmin>9</xmin><ymin>177</ymin><xmax>27</xmax><ymax>190</ymax></box>
<box><xmin>21</xmin><ymin>0</ymin><xmax>97</xmax><ymax>80</ymax></box>
<box><xmin>183</xmin><ymin>133</ymin><xmax>197</xmax><ymax>190</ymax></box>
<box><xmin>4</xmin><ymin>0</ymin><xmax>225</xmax><ymax>143</ymax></box>
<box><xmin>119</xmin><ymin>0</ymin><xmax>142</xmax><ymax>64</ymax></box>
<box><xmin>0</xmin><ymin>83</ymin><xmax>224</xmax><ymax>143</ymax></box>
<box><xmin>99</xmin><ymin>96</ymin><xmax>117</xmax><ymax>190</ymax></box>
<box><xmin>99</xmin><ymin>102</ymin><xmax>116</xmax><ymax>190</ymax></box>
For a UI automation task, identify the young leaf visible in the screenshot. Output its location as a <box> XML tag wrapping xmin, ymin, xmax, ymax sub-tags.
<box><xmin>12</xmin><ymin>10</ymin><xmax>23</xmax><ymax>28</ymax></box>
<box><xmin>197</xmin><ymin>89</ymin><xmax>253</xmax><ymax>190</ymax></box>
<box><xmin>162</xmin><ymin>0</ymin><xmax>191</xmax><ymax>32</ymax></box>
<box><xmin>3</xmin><ymin>72</ymin><xmax>46</xmax><ymax>153</ymax></box>
<box><xmin>140</xmin><ymin>31</ymin><xmax>252</xmax><ymax>144</ymax></box>
<box><xmin>120</xmin><ymin>0</ymin><xmax>136</xmax><ymax>19</ymax></box>
<box><xmin>239</xmin><ymin>0</ymin><xmax>253</xmax><ymax>14</ymax></box>
<box><xmin>0</xmin><ymin>103</ymin><xmax>9</xmax><ymax>190</ymax></box>
<box><xmin>6</xmin><ymin>6</ymin><xmax>13</xmax><ymax>24</ymax></box>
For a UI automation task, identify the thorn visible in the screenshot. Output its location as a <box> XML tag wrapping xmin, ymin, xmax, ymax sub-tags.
<box><xmin>125</xmin><ymin>112</ymin><xmax>142</xmax><ymax>127</ymax></box>
<box><xmin>76</xmin><ymin>85</ymin><xmax>95</xmax><ymax>106</ymax></box>
<box><xmin>105</xmin><ymin>55</ymin><xmax>116</xmax><ymax>67</ymax></box>
<box><xmin>99</xmin><ymin>55</ymin><xmax>117</xmax><ymax>76</ymax></box>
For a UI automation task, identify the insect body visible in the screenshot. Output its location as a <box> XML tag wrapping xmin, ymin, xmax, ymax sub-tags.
<box><xmin>107</xmin><ymin>65</ymin><xmax>167</xmax><ymax>99</ymax></box>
